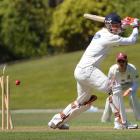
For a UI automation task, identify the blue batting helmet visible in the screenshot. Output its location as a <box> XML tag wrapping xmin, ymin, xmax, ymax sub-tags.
<box><xmin>104</xmin><ymin>13</ymin><xmax>122</xmax><ymax>34</ymax></box>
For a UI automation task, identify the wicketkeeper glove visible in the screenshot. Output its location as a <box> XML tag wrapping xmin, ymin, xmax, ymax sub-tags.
<box><xmin>123</xmin><ymin>88</ymin><xmax>132</xmax><ymax>97</ymax></box>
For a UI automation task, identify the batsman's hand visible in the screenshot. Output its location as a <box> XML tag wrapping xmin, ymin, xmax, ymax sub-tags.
<box><xmin>122</xmin><ymin>17</ymin><xmax>139</xmax><ymax>28</ymax></box>
<box><xmin>123</xmin><ymin>88</ymin><xmax>132</xmax><ymax>97</ymax></box>
<box><xmin>130</xmin><ymin>18</ymin><xmax>139</xmax><ymax>28</ymax></box>
<box><xmin>121</xmin><ymin>17</ymin><xmax>131</xmax><ymax>29</ymax></box>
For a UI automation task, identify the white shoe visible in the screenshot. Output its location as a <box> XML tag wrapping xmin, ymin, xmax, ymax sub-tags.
<box><xmin>127</xmin><ymin>122</ymin><xmax>138</xmax><ymax>129</ymax></box>
<box><xmin>114</xmin><ymin>121</ymin><xmax>127</xmax><ymax>129</ymax></box>
<box><xmin>114</xmin><ymin>122</ymin><xmax>123</xmax><ymax>129</ymax></box>
<box><xmin>58</xmin><ymin>124</ymin><xmax>69</xmax><ymax>130</ymax></box>
<box><xmin>48</xmin><ymin>121</ymin><xmax>69</xmax><ymax>130</ymax></box>
<box><xmin>48</xmin><ymin>121</ymin><xmax>57</xmax><ymax>129</ymax></box>
<box><xmin>114</xmin><ymin>121</ymin><xmax>138</xmax><ymax>129</ymax></box>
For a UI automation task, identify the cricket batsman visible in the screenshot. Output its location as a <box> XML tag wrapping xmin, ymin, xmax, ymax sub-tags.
<box><xmin>101</xmin><ymin>52</ymin><xmax>140</xmax><ymax>125</ymax></box>
<box><xmin>48</xmin><ymin>13</ymin><xmax>139</xmax><ymax>129</ymax></box>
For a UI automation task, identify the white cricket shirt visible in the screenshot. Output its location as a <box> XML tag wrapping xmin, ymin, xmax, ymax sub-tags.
<box><xmin>108</xmin><ymin>63</ymin><xmax>139</xmax><ymax>91</ymax></box>
<box><xmin>78</xmin><ymin>28</ymin><xmax>139</xmax><ymax>68</ymax></box>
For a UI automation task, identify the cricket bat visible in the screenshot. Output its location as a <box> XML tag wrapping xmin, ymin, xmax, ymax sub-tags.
<box><xmin>83</xmin><ymin>13</ymin><xmax>105</xmax><ymax>22</ymax></box>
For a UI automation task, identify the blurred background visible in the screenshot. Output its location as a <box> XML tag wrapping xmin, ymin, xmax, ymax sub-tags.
<box><xmin>1</xmin><ymin>0</ymin><xmax>140</xmax><ymax>63</ymax></box>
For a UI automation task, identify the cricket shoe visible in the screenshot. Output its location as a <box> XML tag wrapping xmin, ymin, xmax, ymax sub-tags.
<box><xmin>114</xmin><ymin>121</ymin><xmax>126</xmax><ymax>129</ymax></box>
<box><xmin>58</xmin><ymin>123</ymin><xmax>69</xmax><ymax>130</ymax></box>
<box><xmin>114</xmin><ymin>122</ymin><xmax>123</xmax><ymax>130</ymax></box>
<box><xmin>127</xmin><ymin>122</ymin><xmax>138</xmax><ymax>129</ymax></box>
<box><xmin>48</xmin><ymin>122</ymin><xmax>69</xmax><ymax>130</ymax></box>
<box><xmin>114</xmin><ymin>121</ymin><xmax>138</xmax><ymax>129</ymax></box>
<box><xmin>48</xmin><ymin>121</ymin><xmax>57</xmax><ymax>129</ymax></box>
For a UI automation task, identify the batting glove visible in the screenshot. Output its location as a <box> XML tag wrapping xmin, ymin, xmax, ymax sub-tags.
<box><xmin>121</xmin><ymin>20</ymin><xmax>130</xmax><ymax>29</ymax></box>
<box><xmin>130</xmin><ymin>18</ymin><xmax>139</xmax><ymax>28</ymax></box>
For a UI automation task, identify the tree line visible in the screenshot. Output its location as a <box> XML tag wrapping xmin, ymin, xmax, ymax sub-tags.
<box><xmin>0</xmin><ymin>0</ymin><xmax>140</xmax><ymax>63</ymax></box>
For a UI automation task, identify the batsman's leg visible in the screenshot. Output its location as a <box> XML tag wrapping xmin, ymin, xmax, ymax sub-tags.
<box><xmin>48</xmin><ymin>66</ymin><xmax>110</xmax><ymax>129</ymax></box>
<box><xmin>48</xmin><ymin>95</ymin><xmax>97</xmax><ymax>129</ymax></box>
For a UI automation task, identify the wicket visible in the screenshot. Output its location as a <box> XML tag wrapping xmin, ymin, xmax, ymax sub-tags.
<box><xmin>0</xmin><ymin>65</ymin><xmax>13</xmax><ymax>130</ymax></box>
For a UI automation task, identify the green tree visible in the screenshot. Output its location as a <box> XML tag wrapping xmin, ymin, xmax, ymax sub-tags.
<box><xmin>111</xmin><ymin>0</ymin><xmax>140</xmax><ymax>38</ymax></box>
<box><xmin>50</xmin><ymin>0</ymin><xmax>116</xmax><ymax>52</ymax></box>
<box><xmin>112</xmin><ymin>0</ymin><xmax>140</xmax><ymax>18</ymax></box>
<box><xmin>0</xmin><ymin>0</ymin><xmax>51</xmax><ymax>61</ymax></box>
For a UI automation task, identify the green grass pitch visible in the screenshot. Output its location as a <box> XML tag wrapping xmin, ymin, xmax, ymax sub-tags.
<box><xmin>0</xmin><ymin>112</ymin><xmax>140</xmax><ymax>140</ymax></box>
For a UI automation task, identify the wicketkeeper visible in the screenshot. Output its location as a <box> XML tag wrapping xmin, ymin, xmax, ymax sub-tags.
<box><xmin>101</xmin><ymin>52</ymin><xmax>140</xmax><ymax>125</ymax></box>
<box><xmin>48</xmin><ymin>13</ymin><xmax>139</xmax><ymax>129</ymax></box>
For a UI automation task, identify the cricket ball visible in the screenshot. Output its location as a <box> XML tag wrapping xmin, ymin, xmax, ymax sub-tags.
<box><xmin>15</xmin><ymin>80</ymin><xmax>20</xmax><ymax>85</ymax></box>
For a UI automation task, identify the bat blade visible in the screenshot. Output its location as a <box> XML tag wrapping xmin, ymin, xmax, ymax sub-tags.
<box><xmin>84</xmin><ymin>13</ymin><xmax>105</xmax><ymax>22</ymax></box>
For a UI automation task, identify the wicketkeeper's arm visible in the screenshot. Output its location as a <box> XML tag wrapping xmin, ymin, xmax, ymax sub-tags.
<box><xmin>123</xmin><ymin>82</ymin><xmax>138</xmax><ymax>97</ymax></box>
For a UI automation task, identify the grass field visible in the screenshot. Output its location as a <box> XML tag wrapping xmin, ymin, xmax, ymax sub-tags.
<box><xmin>0</xmin><ymin>112</ymin><xmax>140</xmax><ymax>140</ymax></box>
<box><xmin>0</xmin><ymin>44</ymin><xmax>140</xmax><ymax>109</ymax></box>
<box><xmin>0</xmin><ymin>44</ymin><xmax>140</xmax><ymax>139</ymax></box>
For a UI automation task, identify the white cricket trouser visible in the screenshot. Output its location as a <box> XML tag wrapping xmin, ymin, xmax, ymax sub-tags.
<box><xmin>74</xmin><ymin>65</ymin><xmax>110</xmax><ymax>104</ymax></box>
<box><xmin>48</xmin><ymin>65</ymin><xmax>110</xmax><ymax>127</ymax></box>
<box><xmin>103</xmin><ymin>81</ymin><xmax>127</xmax><ymax>124</ymax></box>
<box><xmin>102</xmin><ymin>91</ymin><xmax>140</xmax><ymax>122</ymax></box>
<box><xmin>110</xmin><ymin>91</ymin><xmax>127</xmax><ymax>124</ymax></box>
<box><xmin>130</xmin><ymin>93</ymin><xmax>140</xmax><ymax>120</ymax></box>
<box><xmin>130</xmin><ymin>94</ymin><xmax>140</xmax><ymax>120</ymax></box>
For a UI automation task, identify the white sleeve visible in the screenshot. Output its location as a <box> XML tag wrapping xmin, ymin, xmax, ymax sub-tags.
<box><xmin>117</xmin><ymin>28</ymin><xmax>139</xmax><ymax>45</ymax></box>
